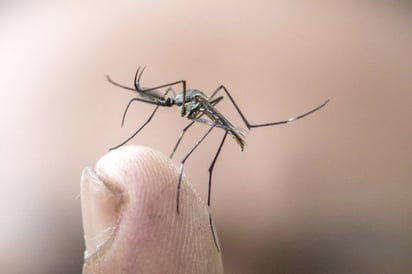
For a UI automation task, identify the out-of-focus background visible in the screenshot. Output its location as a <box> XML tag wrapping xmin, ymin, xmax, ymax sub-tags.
<box><xmin>1</xmin><ymin>1</ymin><xmax>411</xmax><ymax>273</ymax></box>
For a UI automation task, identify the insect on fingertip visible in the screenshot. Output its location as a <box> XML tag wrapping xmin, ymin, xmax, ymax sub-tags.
<box><xmin>106</xmin><ymin>66</ymin><xmax>329</xmax><ymax>253</ymax></box>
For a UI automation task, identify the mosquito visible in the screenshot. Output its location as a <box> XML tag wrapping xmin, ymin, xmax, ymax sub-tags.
<box><xmin>106</xmin><ymin>66</ymin><xmax>329</xmax><ymax>251</ymax></box>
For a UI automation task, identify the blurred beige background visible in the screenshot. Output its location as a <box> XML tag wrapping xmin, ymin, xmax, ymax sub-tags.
<box><xmin>1</xmin><ymin>1</ymin><xmax>411</xmax><ymax>273</ymax></box>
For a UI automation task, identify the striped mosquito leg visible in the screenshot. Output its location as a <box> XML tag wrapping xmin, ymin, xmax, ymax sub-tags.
<box><xmin>110</xmin><ymin>105</ymin><xmax>160</xmax><ymax>150</ymax></box>
<box><xmin>207</xmin><ymin>131</ymin><xmax>228</xmax><ymax>251</ymax></box>
<box><xmin>210</xmin><ymin>85</ymin><xmax>330</xmax><ymax>129</ymax></box>
<box><xmin>176</xmin><ymin>126</ymin><xmax>215</xmax><ymax>214</ymax></box>
<box><xmin>169</xmin><ymin>121</ymin><xmax>196</xmax><ymax>159</ymax></box>
<box><xmin>170</xmin><ymin>96</ymin><xmax>224</xmax><ymax>159</ymax></box>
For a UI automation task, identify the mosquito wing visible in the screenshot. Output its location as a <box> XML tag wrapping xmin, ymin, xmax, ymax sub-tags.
<box><xmin>198</xmin><ymin>97</ymin><xmax>247</xmax><ymax>151</ymax></box>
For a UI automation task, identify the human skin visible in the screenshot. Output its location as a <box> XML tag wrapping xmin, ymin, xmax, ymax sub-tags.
<box><xmin>81</xmin><ymin>146</ymin><xmax>223</xmax><ymax>274</ymax></box>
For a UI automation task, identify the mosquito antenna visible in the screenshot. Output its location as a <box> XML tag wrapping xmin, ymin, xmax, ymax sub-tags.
<box><xmin>133</xmin><ymin>66</ymin><xmax>141</xmax><ymax>89</ymax></box>
<box><xmin>134</xmin><ymin>66</ymin><xmax>147</xmax><ymax>90</ymax></box>
<box><xmin>137</xmin><ymin>66</ymin><xmax>146</xmax><ymax>83</ymax></box>
<box><xmin>169</xmin><ymin>97</ymin><xmax>224</xmax><ymax>158</ymax></box>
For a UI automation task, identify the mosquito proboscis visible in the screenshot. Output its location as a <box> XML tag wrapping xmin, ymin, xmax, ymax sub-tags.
<box><xmin>106</xmin><ymin>66</ymin><xmax>330</xmax><ymax>251</ymax></box>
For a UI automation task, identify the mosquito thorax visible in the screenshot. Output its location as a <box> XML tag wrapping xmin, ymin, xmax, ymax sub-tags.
<box><xmin>175</xmin><ymin>89</ymin><xmax>206</xmax><ymax>117</ymax></box>
<box><xmin>179</xmin><ymin>103</ymin><xmax>197</xmax><ymax>118</ymax></box>
<box><xmin>175</xmin><ymin>89</ymin><xmax>204</xmax><ymax>104</ymax></box>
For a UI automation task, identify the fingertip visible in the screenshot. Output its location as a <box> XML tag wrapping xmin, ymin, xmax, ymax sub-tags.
<box><xmin>82</xmin><ymin>145</ymin><xmax>223</xmax><ymax>273</ymax></box>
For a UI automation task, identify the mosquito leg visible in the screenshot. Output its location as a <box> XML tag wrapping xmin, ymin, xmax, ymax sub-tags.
<box><xmin>207</xmin><ymin>131</ymin><xmax>228</xmax><ymax>251</ymax></box>
<box><xmin>210</xmin><ymin>85</ymin><xmax>330</xmax><ymax>129</ymax></box>
<box><xmin>111</xmin><ymin>87</ymin><xmax>176</xmax><ymax>150</ymax></box>
<box><xmin>169</xmin><ymin>116</ymin><xmax>228</xmax><ymax>160</ymax></box>
<box><xmin>169</xmin><ymin>96</ymin><xmax>224</xmax><ymax>159</ymax></box>
<box><xmin>106</xmin><ymin>75</ymin><xmax>136</xmax><ymax>91</ymax></box>
<box><xmin>107</xmin><ymin>66</ymin><xmax>185</xmax><ymax>108</ymax></box>
<box><xmin>120</xmin><ymin>97</ymin><xmax>158</xmax><ymax>127</ymax></box>
<box><xmin>132</xmin><ymin>66</ymin><xmax>188</xmax><ymax>114</ymax></box>
<box><xmin>169</xmin><ymin>121</ymin><xmax>196</xmax><ymax>159</ymax></box>
<box><xmin>176</xmin><ymin>126</ymin><xmax>215</xmax><ymax>214</ymax></box>
<box><xmin>121</xmin><ymin>98</ymin><xmax>137</xmax><ymax>127</ymax></box>
<box><xmin>109</xmin><ymin>105</ymin><xmax>160</xmax><ymax>150</ymax></box>
<box><xmin>207</xmin><ymin>132</ymin><xmax>227</xmax><ymax>207</ymax></box>
<box><xmin>106</xmin><ymin>71</ymin><xmax>180</xmax><ymax>103</ymax></box>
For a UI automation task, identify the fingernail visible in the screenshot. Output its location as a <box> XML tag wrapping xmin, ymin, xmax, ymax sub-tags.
<box><xmin>81</xmin><ymin>167</ymin><xmax>122</xmax><ymax>259</ymax></box>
